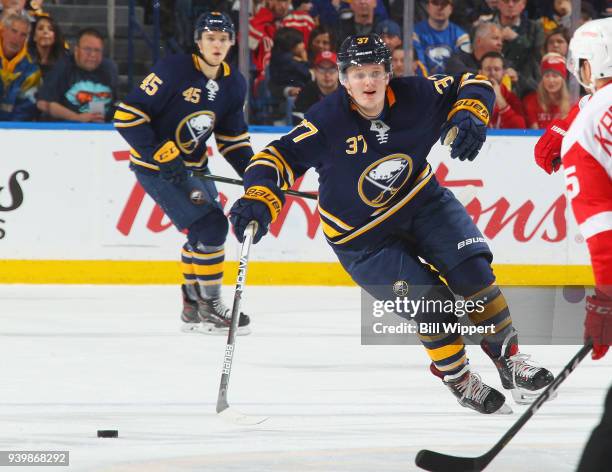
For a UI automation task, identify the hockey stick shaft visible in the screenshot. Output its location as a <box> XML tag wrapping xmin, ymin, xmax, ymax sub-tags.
<box><xmin>193</xmin><ymin>171</ymin><xmax>318</xmax><ymax>201</ymax></box>
<box><xmin>216</xmin><ymin>221</ymin><xmax>257</xmax><ymax>414</ymax></box>
<box><xmin>416</xmin><ymin>342</ymin><xmax>593</xmax><ymax>472</ymax></box>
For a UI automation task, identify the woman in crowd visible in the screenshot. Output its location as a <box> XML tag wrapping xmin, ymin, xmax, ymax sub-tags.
<box><xmin>543</xmin><ymin>26</ymin><xmax>570</xmax><ymax>56</ymax></box>
<box><xmin>28</xmin><ymin>15</ymin><xmax>66</xmax><ymax>78</ymax></box>
<box><xmin>522</xmin><ymin>53</ymin><xmax>571</xmax><ymax>129</ymax></box>
<box><xmin>307</xmin><ymin>25</ymin><xmax>335</xmax><ymax>65</ymax></box>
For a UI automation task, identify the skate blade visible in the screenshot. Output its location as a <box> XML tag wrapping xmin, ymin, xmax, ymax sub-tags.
<box><xmin>181</xmin><ymin>322</ymin><xmax>202</xmax><ymax>333</ymax></box>
<box><xmin>510</xmin><ymin>388</ymin><xmax>558</xmax><ymax>405</ymax></box>
<box><xmin>218</xmin><ymin>407</ymin><xmax>268</xmax><ymax>425</ymax></box>
<box><xmin>493</xmin><ymin>402</ymin><xmax>513</xmax><ymax>415</ymax></box>
<box><xmin>193</xmin><ymin>322</ymin><xmax>252</xmax><ymax>336</ymax></box>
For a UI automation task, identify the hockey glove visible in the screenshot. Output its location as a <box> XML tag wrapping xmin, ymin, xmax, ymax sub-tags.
<box><xmin>585</xmin><ymin>291</ymin><xmax>612</xmax><ymax>360</ymax></box>
<box><xmin>153</xmin><ymin>140</ymin><xmax>187</xmax><ymax>184</ymax></box>
<box><xmin>440</xmin><ymin>111</ymin><xmax>487</xmax><ymax>162</ymax></box>
<box><xmin>534</xmin><ymin>119</ymin><xmax>567</xmax><ymax>174</ymax></box>
<box><xmin>230</xmin><ymin>186</ymin><xmax>285</xmax><ymax>244</ymax></box>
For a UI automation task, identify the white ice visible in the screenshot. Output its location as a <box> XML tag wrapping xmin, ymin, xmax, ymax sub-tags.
<box><xmin>1</xmin><ymin>285</ymin><xmax>610</xmax><ymax>472</ymax></box>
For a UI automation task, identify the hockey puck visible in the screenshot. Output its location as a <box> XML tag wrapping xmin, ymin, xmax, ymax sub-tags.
<box><xmin>97</xmin><ymin>430</ymin><xmax>118</xmax><ymax>438</ymax></box>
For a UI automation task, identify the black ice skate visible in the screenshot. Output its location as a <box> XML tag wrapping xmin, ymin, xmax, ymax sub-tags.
<box><xmin>180</xmin><ymin>284</ymin><xmax>201</xmax><ymax>332</ymax></box>
<box><xmin>197</xmin><ymin>297</ymin><xmax>251</xmax><ymax>336</ymax></box>
<box><xmin>432</xmin><ymin>364</ymin><xmax>512</xmax><ymax>415</ymax></box>
<box><xmin>482</xmin><ymin>330</ymin><xmax>554</xmax><ymax>405</ymax></box>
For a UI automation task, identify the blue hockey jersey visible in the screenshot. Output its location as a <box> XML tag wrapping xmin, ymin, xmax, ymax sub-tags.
<box><xmin>243</xmin><ymin>73</ymin><xmax>494</xmax><ymax>250</ymax></box>
<box><xmin>413</xmin><ymin>20</ymin><xmax>470</xmax><ymax>75</ymax></box>
<box><xmin>114</xmin><ymin>54</ymin><xmax>252</xmax><ymax>176</ymax></box>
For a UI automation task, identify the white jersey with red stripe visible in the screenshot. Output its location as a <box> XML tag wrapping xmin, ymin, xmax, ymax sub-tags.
<box><xmin>561</xmin><ymin>82</ymin><xmax>612</xmax><ymax>290</ymax></box>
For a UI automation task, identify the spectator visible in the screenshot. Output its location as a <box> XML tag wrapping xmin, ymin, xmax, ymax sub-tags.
<box><xmin>522</xmin><ymin>53</ymin><xmax>571</xmax><ymax>129</ymax></box>
<box><xmin>540</xmin><ymin>0</ymin><xmax>572</xmax><ymax>35</ymax></box>
<box><xmin>249</xmin><ymin>0</ymin><xmax>291</xmax><ymax>91</ymax></box>
<box><xmin>478</xmin><ymin>51</ymin><xmax>525</xmax><ymax>128</ymax></box>
<box><xmin>313</xmin><ymin>0</ymin><xmax>388</xmax><ymax>29</ymax></box>
<box><xmin>0</xmin><ymin>12</ymin><xmax>39</xmax><ymax>120</ymax></box>
<box><xmin>28</xmin><ymin>15</ymin><xmax>66</xmax><ymax>79</ymax></box>
<box><xmin>25</xmin><ymin>0</ymin><xmax>45</xmax><ymax>19</ymax></box>
<box><xmin>414</xmin><ymin>0</ymin><xmax>470</xmax><ymax>75</ymax></box>
<box><xmin>579</xmin><ymin>1</ymin><xmax>597</xmax><ymax>27</ymax></box>
<box><xmin>451</xmin><ymin>0</ymin><xmax>497</xmax><ymax>30</ymax></box>
<box><xmin>0</xmin><ymin>0</ymin><xmax>25</xmax><ymax>20</ymax></box>
<box><xmin>282</xmin><ymin>0</ymin><xmax>316</xmax><ymax>46</ymax></box>
<box><xmin>391</xmin><ymin>46</ymin><xmax>428</xmax><ymax>77</ymax></box>
<box><xmin>336</xmin><ymin>0</ymin><xmax>383</xmax><ymax>48</ymax></box>
<box><xmin>491</xmin><ymin>0</ymin><xmax>544</xmax><ymax>97</ymax></box>
<box><xmin>445</xmin><ymin>21</ymin><xmax>502</xmax><ymax>75</ymax></box>
<box><xmin>39</xmin><ymin>28</ymin><xmax>118</xmax><ymax>122</ymax></box>
<box><xmin>292</xmin><ymin>50</ymin><xmax>338</xmax><ymax>123</ymax></box>
<box><xmin>307</xmin><ymin>25</ymin><xmax>335</xmax><ymax>63</ymax></box>
<box><xmin>543</xmin><ymin>26</ymin><xmax>570</xmax><ymax>56</ymax></box>
<box><xmin>269</xmin><ymin>27</ymin><xmax>311</xmax><ymax>100</ymax></box>
<box><xmin>374</xmin><ymin>19</ymin><xmax>401</xmax><ymax>51</ymax></box>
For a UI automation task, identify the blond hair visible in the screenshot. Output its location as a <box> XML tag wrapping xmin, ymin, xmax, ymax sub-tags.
<box><xmin>536</xmin><ymin>76</ymin><xmax>570</xmax><ymax>118</ymax></box>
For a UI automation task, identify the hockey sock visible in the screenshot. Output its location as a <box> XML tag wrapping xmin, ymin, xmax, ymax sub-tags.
<box><xmin>181</xmin><ymin>243</ymin><xmax>197</xmax><ymax>293</ymax></box>
<box><xmin>467</xmin><ymin>284</ymin><xmax>513</xmax><ymax>357</ymax></box>
<box><xmin>181</xmin><ymin>243</ymin><xmax>225</xmax><ymax>300</ymax></box>
<box><xmin>418</xmin><ymin>330</ymin><xmax>468</xmax><ymax>377</ymax></box>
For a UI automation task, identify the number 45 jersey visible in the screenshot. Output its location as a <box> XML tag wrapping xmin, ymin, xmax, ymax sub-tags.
<box><xmin>243</xmin><ymin>73</ymin><xmax>494</xmax><ymax>249</ymax></box>
<box><xmin>114</xmin><ymin>53</ymin><xmax>253</xmax><ymax>176</ymax></box>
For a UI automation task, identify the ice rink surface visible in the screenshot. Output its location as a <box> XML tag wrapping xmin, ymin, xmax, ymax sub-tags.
<box><xmin>1</xmin><ymin>285</ymin><xmax>611</xmax><ymax>472</ymax></box>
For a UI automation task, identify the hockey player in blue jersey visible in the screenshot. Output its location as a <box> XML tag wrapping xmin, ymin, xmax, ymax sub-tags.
<box><xmin>230</xmin><ymin>34</ymin><xmax>555</xmax><ymax>414</ymax></box>
<box><xmin>114</xmin><ymin>12</ymin><xmax>251</xmax><ymax>335</ymax></box>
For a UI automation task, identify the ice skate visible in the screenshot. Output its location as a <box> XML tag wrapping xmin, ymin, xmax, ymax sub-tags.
<box><xmin>482</xmin><ymin>330</ymin><xmax>554</xmax><ymax>405</ymax></box>
<box><xmin>197</xmin><ymin>296</ymin><xmax>251</xmax><ymax>336</ymax></box>
<box><xmin>433</xmin><ymin>364</ymin><xmax>512</xmax><ymax>415</ymax></box>
<box><xmin>180</xmin><ymin>284</ymin><xmax>202</xmax><ymax>332</ymax></box>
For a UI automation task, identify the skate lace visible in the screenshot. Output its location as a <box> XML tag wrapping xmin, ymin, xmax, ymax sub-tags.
<box><xmin>211</xmin><ymin>298</ymin><xmax>231</xmax><ymax>320</ymax></box>
<box><xmin>457</xmin><ymin>372</ymin><xmax>491</xmax><ymax>404</ymax></box>
<box><xmin>508</xmin><ymin>353</ymin><xmax>541</xmax><ymax>382</ymax></box>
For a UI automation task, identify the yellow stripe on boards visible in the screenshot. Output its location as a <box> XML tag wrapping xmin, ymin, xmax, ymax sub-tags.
<box><xmin>0</xmin><ymin>261</ymin><xmax>595</xmax><ymax>286</ymax></box>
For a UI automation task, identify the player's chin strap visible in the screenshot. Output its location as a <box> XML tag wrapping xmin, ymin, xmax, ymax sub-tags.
<box><xmin>195</xmin><ymin>52</ymin><xmax>224</xmax><ymax>79</ymax></box>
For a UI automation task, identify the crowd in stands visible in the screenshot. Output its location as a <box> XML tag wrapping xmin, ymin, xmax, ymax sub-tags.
<box><xmin>0</xmin><ymin>0</ymin><xmax>118</xmax><ymax>122</ymax></box>
<box><xmin>0</xmin><ymin>0</ymin><xmax>610</xmax><ymax>126</ymax></box>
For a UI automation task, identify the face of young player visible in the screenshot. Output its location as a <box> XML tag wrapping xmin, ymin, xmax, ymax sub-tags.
<box><xmin>343</xmin><ymin>63</ymin><xmax>390</xmax><ymax>117</ymax></box>
<box><xmin>196</xmin><ymin>31</ymin><xmax>233</xmax><ymax>66</ymax></box>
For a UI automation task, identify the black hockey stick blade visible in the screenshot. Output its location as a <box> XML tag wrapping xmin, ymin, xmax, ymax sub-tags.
<box><xmin>415</xmin><ymin>449</ymin><xmax>484</xmax><ymax>472</ymax></box>
<box><xmin>415</xmin><ymin>342</ymin><xmax>593</xmax><ymax>472</ymax></box>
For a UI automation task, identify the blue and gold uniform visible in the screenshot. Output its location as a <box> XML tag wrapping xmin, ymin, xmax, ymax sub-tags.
<box><xmin>239</xmin><ymin>72</ymin><xmax>517</xmax><ymax>377</ymax></box>
<box><xmin>114</xmin><ymin>53</ymin><xmax>251</xmax><ymax>177</ymax></box>
<box><xmin>114</xmin><ymin>48</ymin><xmax>253</xmax><ymax>319</ymax></box>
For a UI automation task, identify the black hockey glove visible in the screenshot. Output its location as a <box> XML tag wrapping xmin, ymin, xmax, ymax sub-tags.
<box><xmin>153</xmin><ymin>140</ymin><xmax>187</xmax><ymax>184</ymax></box>
<box><xmin>440</xmin><ymin>111</ymin><xmax>487</xmax><ymax>162</ymax></box>
<box><xmin>230</xmin><ymin>186</ymin><xmax>285</xmax><ymax>244</ymax></box>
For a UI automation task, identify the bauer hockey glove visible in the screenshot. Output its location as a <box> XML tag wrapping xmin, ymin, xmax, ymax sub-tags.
<box><xmin>534</xmin><ymin>119</ymin><xmax>567</xmax><ymax>174</ymax></box>
<box><xmin>440</xmin><ymin>100</ymin><xmax>489</xmax><ymax>161</ymax></box>
<box><xmin>153</xmin><ymin>140</ymin><xmax>187</xmax><ymax>184</ymax></box>
<box><xmin>585</xmin><ymin>292</ymin><xmax>612</xmax><ymax>360</ymax></box>
<box><xmin>230</xmin><ymin>185</ymin><xmax>285</xmax><ymax>244</ymax></box>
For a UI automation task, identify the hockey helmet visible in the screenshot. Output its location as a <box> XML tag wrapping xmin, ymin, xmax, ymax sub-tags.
<box><xmin>337</xmin><ymin>34</ymin><xmax>392</xmax><ymax>77</ymax></box>
<box><xmin>194</xmin><ymin>11</ymin><xmax>235</xmax><ymax>43</ymax></box>
<box><xmin>567</xmin><ymin>18</ymin><xmax>612</xmax><ymax>90</ymax></box>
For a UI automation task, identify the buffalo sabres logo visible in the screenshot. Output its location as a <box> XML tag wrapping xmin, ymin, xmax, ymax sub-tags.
<box><xmin>370</xmin><ymin>119</ymin><xmax>390</xmax><ymax>143</ymax></box>
<box><xmin>206</xmin><ymin>79</ymin><xmax>219</xmax><ymax>101</ymax></box>
<box><xmin>175</xmin><ymin>111</ymin><xmax>216</xmax><ymax>154</ymax></box>
<box><xmin>426</xmin><ymin>45</ymin><xmax>452</xmax><ymax>72</ymax></box>
<box><xmin>358</xmin><ymin>154</ymin><xmax>413</xmax><ymax>207</ymax></box>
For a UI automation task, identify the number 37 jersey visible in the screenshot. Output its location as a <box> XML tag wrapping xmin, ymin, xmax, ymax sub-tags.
<box><xmin>114</xmin><ymin>54</ymin><xmax>252</xmax><ymax>176</ymax></box>
<box><xmin>243</xmin><ymin>74</ymin><xmax>494</xmax><ymax>249</ymax></box>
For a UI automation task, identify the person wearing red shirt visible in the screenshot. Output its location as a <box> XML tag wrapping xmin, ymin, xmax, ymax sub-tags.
<box><xmin>522</xmin><ymin>52</ymin><xmax>571</xmax><ymax>129</ymax></box>
<box><xmin>479</xmin><ymin>51</ymin><xmax>526</xmax><ymax>128</ymax></box>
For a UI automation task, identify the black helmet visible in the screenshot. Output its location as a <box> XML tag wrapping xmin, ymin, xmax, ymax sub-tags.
<box><xmin>337</xmin><ymin>34</ymin><xmax>392</xmax><ymax>75</ymax></box>
<box><xmin>194</xmin><ymin>11</ymin><xmax>235</xmax><ymax>43</ymax></box>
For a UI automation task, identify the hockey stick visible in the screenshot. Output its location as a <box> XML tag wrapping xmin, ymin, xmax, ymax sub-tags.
<box><xmin>192</xmin><ymin>171</ymin><xmax>318</xmax><ymax>201</ymax></box>
<box><xmin>216</xmin><ymin>221</ymin><xmax>269</xmax><ymax>425</ymax></box>
<box><xmin>415</xmin><ymin>341</ymin><xmax>593</xmax><ymax>472</ymax></box>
